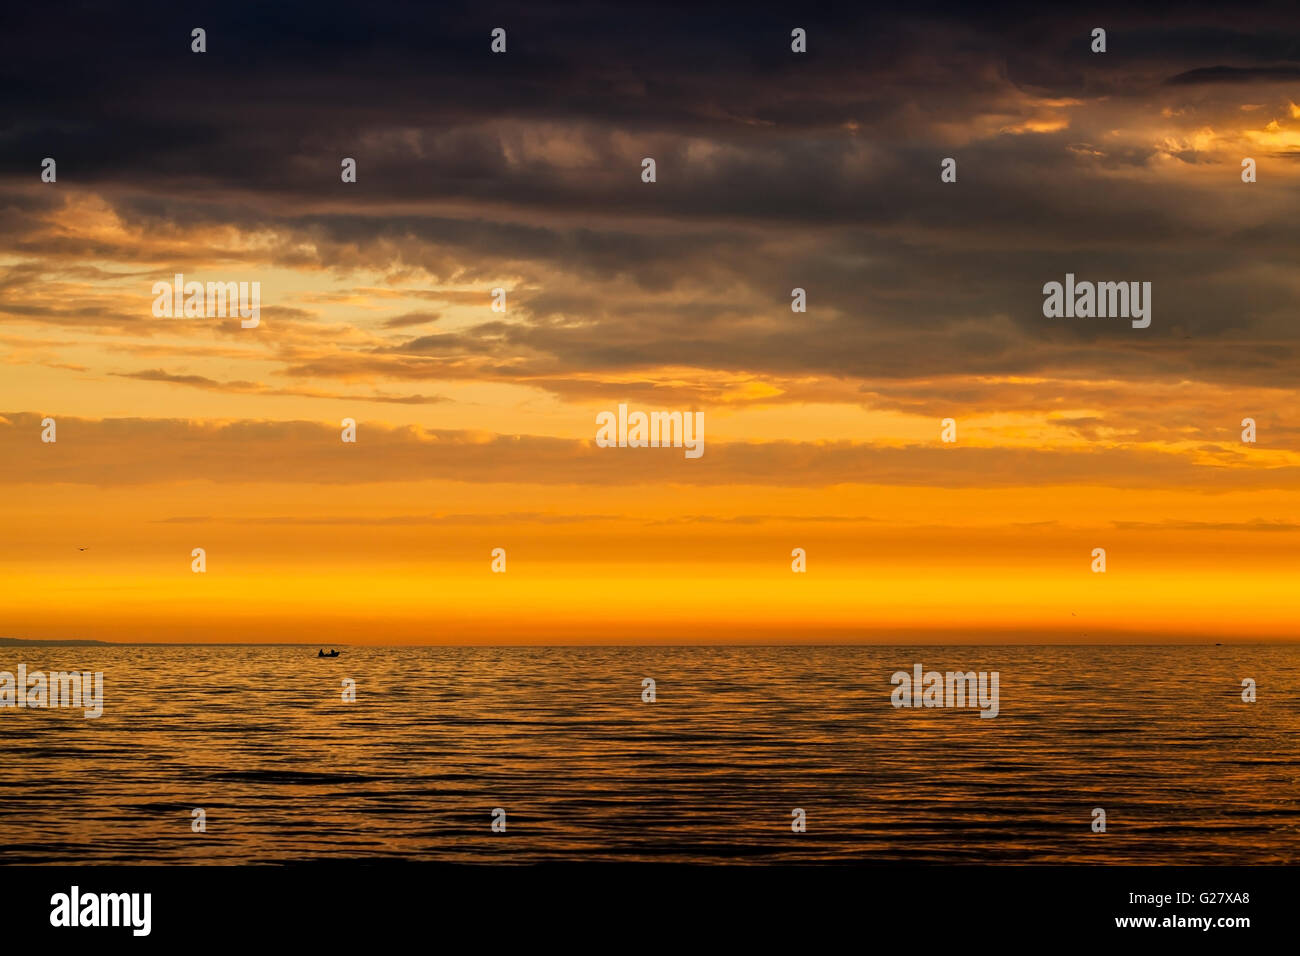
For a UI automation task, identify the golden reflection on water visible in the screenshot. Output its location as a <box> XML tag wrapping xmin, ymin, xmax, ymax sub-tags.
<box><xmin>0</xmin><ymin>644</ymin><xmax>1297</xmax><ymax>863</ymax></box>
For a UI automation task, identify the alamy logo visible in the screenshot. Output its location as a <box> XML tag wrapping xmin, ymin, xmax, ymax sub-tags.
<box><xmin>595</xmin><ymin>403</ymin><xmax>704</xmax><ymax>458</ymax></box>
<box><xmin>0</xmin><ymin>665</ymin><xmax>103</xmax><ymax>718</ymax></box>
<box><xmin>1042</xmin><ymin>273</ymin><xmax>1150</xmax><ymax>328</ymax></box>
<box><xmin>50</xmin><ymin>886</ymin><xmax>151</xmax><ymax>936</ymax></box>
<box><xmin>151</xmin><ymin>273</ymin><xmax>261</xmax><ymax>328</ymax></box>
<box><xmin>890</xmin><ymin>664</ymin><xmax>999</xmax><ymax>718</ymax></box>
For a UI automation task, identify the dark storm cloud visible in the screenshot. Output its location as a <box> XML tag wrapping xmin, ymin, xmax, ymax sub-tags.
<box><xmin>5</xmin><ymin>1</ymin><xmax>1300</xmax><ymax>395</ymax></box>
<box><xmin>1167</xmin><ymin>65</ymin><xmax>1300</xmax><ymax>85</ymax></box>
<box><xmin>5</xmin><ymin>1</ymin><xmax>1294</xmax><ymax>189</ymax></box>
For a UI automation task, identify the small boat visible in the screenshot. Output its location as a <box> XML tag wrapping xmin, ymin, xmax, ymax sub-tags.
<box><xmin>317</xmin><ymin>649</ymin><xmax>340</xmax><ymax>658</ymax></box>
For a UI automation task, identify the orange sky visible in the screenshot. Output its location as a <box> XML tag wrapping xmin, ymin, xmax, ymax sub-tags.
<box><xmin>3</xmin><ymin>31</ymin><xmax>1299</xmax><ymax>643</ymax></box>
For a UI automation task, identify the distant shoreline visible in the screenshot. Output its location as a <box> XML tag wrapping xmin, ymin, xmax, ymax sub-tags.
<box><xmin>0</xmin><ymin>637</ymin><xmax>343</xmax><ymax>647</ymax></box>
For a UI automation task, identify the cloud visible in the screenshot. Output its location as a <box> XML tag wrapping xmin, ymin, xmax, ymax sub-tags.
<box><xmin>3</xmin><ymin>411</ymin><xmax>1297</xmax><ymax>490</ymax></box>
<box><xmin>382</xmin><ymin>311</ymin><xmax>442</xmax><ymax>329</ymax></box>
<box><xmin>112</xmin><ymin>369</ymin><xmax>449</xmax><ymax>404</ymax></box>
<box><xmin>3</xmin><ymin>1</ymin><xmax>1299</xmax><ymax>471</ymax></box>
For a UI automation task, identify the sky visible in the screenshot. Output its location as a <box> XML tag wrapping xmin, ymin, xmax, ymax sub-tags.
<box><xmin>1</xmin><ymin>1</ymin><xmax>1298</xmax><ymax>643</ymax></box>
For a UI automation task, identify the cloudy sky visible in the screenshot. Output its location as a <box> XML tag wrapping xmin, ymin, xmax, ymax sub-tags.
<box><xmin>1</xmin><ymin>1</ymin><xmax>1297</xmax><ymax>642</ymax></box>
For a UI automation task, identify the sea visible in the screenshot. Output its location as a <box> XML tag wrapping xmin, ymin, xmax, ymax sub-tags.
<box><xmin>1</xmin><ymin>644</ymin><xmax>1297</xmax><ymax>864</ymax></box>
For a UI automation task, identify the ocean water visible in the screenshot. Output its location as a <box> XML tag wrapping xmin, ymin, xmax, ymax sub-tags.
<box><xmin>0</xmin><ymin>644</ymin><xmax>1297</xmax><ymax>864</ymax></box>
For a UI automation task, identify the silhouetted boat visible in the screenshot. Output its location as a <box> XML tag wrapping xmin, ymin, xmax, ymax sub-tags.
<box><xmin>317</xmin><ymin>649</ymin><xmax>340</xmax><ymax>658</ymax></box>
